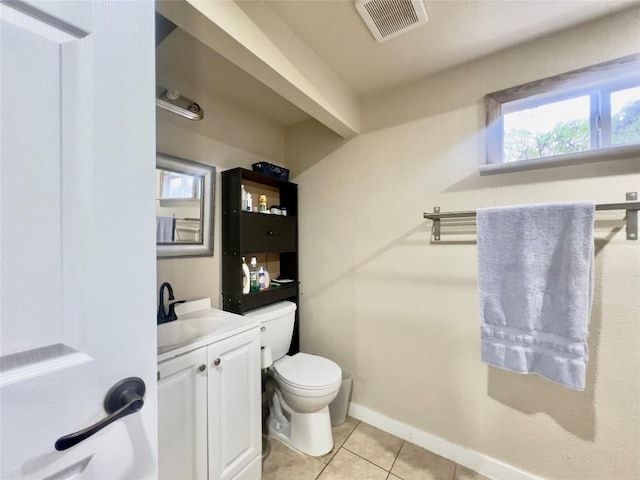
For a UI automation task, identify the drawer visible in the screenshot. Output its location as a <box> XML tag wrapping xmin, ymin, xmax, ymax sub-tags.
<box><xmin>241</xmin><ymin>213</ymin><xmax>296</xmax><ymax>252</ymax></box>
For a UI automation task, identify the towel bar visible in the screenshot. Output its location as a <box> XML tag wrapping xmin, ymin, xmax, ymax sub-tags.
<box><xmin>423</xmin><ymin>192</ymin><xmax>639</xmax><ymax>241</ymax></box>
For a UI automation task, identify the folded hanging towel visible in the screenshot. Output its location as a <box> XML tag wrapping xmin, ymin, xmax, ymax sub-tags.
<box><xmin>156</xmin><ymin>216</ymin><xmax>175</xmax><ymax>243</ymax></box>
<box><xmin>477</xmin><ymin>202</ymin><xmax>595</xmax><ymax>390</ymax></box>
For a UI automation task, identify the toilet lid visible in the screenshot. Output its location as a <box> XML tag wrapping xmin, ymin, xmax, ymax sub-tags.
<box><xmin>274</xmin><ymin>353</ymin><xmax>341</xmax><ymax>389</ymax></box>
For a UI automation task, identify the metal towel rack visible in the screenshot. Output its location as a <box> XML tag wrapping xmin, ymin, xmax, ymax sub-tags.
<box><xmin>423</xmin><ymin>192</ymin><xmax>640</xmax><ymax>241</ymax></box>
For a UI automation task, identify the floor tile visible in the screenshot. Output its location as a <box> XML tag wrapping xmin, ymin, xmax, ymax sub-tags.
<box><xmin>454</xmin><ymin>465</ymin><xmax>491</xmax><ymax>480</ymax></box>
<box><xmin>319</xmin><ymin>416</ymin><xmax>361</xmax><ymax>464</ymax></box>
<box><xmin>388</xmin><ymin>475</ymin><xmax>403</xmax><ymax>479</ymax></box>
<box><xmin>391</xmin><ymin>442</ymin><xmax>456</xmax><ymax>480</ymax></box>
<box><xmin>262</xmin><ymin>438</ymin><xmax>325</xmax><ymax>480</ymax></box>
<box><xmin>318</xmin><ymin>448</ymin><xmax>388</xmax><ymax>480</ymax></box>
<box><xmin>343</xmin><ymin>422</ymin><xmax>404</xmax><ymax>470</ymax></box>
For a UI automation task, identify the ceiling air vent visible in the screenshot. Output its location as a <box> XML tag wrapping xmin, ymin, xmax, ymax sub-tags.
<box><xmin>355</xmin><ymin>0</ymin><xmax>428</xmax><ymax>42</ymax></box>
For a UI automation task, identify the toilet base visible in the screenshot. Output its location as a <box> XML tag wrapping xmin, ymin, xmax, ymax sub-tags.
<box><xmin>267</xmin><ymin>391</ymin><xmax>334</xmax><ymax>457</ymax></box>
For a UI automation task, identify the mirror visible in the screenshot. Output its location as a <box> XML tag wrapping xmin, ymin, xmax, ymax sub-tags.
<box><xmin>156</xmin><ymin>153</ymin><xmax>215</xmax><ymax>258</ymax></box>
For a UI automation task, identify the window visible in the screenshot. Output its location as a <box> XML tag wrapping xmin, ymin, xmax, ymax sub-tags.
<box><xmin>159</xmin><ymin>170</ymin><xmax>202</xmax><ymax>200</ymax></box>
<box><xmin>611</xmin><ymin>86</ymin><xmax>640</xmax><ymax>146</ymax></box>
<box><xmin>484</xmin><ymin>54</ymin><xmax>640</xmax><ymax>174</ymax></box>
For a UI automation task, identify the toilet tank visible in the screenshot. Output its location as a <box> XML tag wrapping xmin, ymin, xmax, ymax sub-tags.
<box><xmin>244</xmin><ymin>301</ymin><xmax>296</xmax><ymax>361</ymax></box>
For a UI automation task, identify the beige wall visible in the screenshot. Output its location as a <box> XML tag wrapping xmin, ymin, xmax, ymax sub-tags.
<box><xmin>288</xmin><ymin>8</ymin><xmax>640</xmax><ymax>480</ymax></box>
<box><xmin>156</xmin><ymin>81</ymin><xmax>285</xmax><ymax>306</ymax></box>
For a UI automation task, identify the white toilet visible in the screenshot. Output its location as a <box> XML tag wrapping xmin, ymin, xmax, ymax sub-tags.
<box><xmin>245</xmin><ymin>301</ymin><xmax>342</xmax><ymax>457</ymax></box>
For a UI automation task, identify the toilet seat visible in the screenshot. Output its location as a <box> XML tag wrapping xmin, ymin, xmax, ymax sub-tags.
<box><xmin>274</xmin><ymin>353</ymin><xmax>342</xmax><ymax>396</ymax></box>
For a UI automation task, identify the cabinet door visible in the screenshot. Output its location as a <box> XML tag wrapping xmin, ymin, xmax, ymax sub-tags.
<box><xmin>158</xmin><ymin>349</ymin><xmax>208</xmax><ymax>480</ymax></box>
<box><xmin>241</xmin><ymin>213</ymin><xmax>296</xmax><ymax>252</ymax></box>
<box><xmin>208</xmin><ymin>329</ymin><xmax>261</xmax><ymax>480</ymax></box>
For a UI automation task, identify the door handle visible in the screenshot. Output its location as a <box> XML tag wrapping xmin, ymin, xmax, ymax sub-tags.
<box><xmin>55</xmin><ymin>377</ymin><xmax>145</xmax><ymax>451</ymax></box>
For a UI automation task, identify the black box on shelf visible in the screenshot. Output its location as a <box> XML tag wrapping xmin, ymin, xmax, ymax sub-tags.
<box><xmin>251</xmin><ymin>162</ymin><xmax>289</xmax><ymax>181</ymax></box>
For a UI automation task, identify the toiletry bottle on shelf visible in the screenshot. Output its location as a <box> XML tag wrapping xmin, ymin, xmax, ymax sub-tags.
<box><xmin>241</xmin><ymin>185</ymin><xmax>247</xmax><ymax>211</ymax></box>
<box><xmin>258</xmin><ymin>266</ymin><xmax>266</xmax><ymax>290</ymax></box>
<box><xmin>246</xmin><ymin>192</ymin><xmax>253</xmax><ymax>212</ymax></box>
<box><xmin>249</xmin><ymin>257</ymin><xmax>259</xmax><ymax>292</ymax></box>
<box><xmin>241</xmin><ymin>256</ymin><xmax>250</xmax><ymax>294</ymax></box>
<box><xmin>259</xmin><ymin>195</ymin><xmax>267</xmax><ymax>213</ymax></box>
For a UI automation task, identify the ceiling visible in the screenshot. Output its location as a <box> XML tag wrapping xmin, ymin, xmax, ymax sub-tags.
<box><xmin>156</xmin><ymin>0</ymin><xmax>638</xmax><ymax>129</ymax></box>
<box><xmin>156</xmin><ymin>28</ymin><xmax>310</xmax><ymax>126</ymax></box>
<box><xmin>264</xmin><ymin>0</ymin><xmax>638</xmax><ymax>97</ymax></box>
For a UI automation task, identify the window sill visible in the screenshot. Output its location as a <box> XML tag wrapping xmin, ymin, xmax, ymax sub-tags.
<box><xmin>479</xmin><ymin>144</ymin><xmax>640</xmax><ymax>176</ymax></box>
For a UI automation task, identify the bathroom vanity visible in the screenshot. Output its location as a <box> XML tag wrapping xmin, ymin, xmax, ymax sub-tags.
<box><xmin>157</xmin><ymin>300</ymin><xmax>261</xmax><ymax>480</ymax></box>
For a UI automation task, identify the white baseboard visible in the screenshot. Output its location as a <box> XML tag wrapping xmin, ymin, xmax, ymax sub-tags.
<box><xmin>348</xmin><ymin>403</ymin><xmax>543</xmax><ymax>480</ymax></box>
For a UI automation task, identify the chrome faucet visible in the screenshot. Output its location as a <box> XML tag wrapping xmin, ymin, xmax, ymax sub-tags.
<box><xmin>157</xmin><ymin>282</ymin><xmax>184</xmax><ymax>324</ymax></box>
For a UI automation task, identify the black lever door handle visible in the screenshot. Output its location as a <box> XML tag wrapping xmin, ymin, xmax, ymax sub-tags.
<box><xmin>55</xmin><ymin>377</ymin><xmax>145</xmax><ymax>451</ymax></box>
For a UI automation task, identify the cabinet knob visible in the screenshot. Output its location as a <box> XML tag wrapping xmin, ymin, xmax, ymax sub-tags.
<box><xmin>213</xmin><ymin>358</ymin><xmax>221</xmax><ymax>366</ymax></box>
<box><xmin>266</xmin><ymin>230</ymin><xmax>277</xmax><ymax>236</ymax></box>
<box><xmin>198</xmin><ymin>364</ymin><xmax>206</xmax><ymax>372</ymax></box>
<box><xmin>261</xmin><ymin>326</ymin><xmax>266</xmax><ymax>332</ymax></box>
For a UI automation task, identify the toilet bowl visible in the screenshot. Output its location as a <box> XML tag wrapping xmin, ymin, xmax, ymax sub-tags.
<box><xmin>244</xmin><ymin>302</ymin><xmax>342</xmax><ymax>457</ymax></box>
<box><xmin>267</xmin><ymin>353</ymin><xmax>341</xmax><ymax>456</ymax></box>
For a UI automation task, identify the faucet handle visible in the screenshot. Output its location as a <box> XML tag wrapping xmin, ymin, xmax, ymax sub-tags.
<box><xmin>167</xmin><ymin>300</ymin><xmax>186</xmax><ymax>321</ymax></box>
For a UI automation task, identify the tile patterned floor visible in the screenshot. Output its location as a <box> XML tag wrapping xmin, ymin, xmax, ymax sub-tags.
<box><xmin>262</xmin><ymin>417</ymin><xmax>491</xmax><ymax>480</ymax></box>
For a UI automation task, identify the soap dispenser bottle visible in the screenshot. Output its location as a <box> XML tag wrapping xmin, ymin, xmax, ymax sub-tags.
<box><xmin>241</xmin><ymin>256</ymin><xmax>250</xmax><ymax>294</ymax></box>
<box><xmin>258</xmin><ymin>266</ymin><xmax>266</xmax><ymax>290</ymax></box>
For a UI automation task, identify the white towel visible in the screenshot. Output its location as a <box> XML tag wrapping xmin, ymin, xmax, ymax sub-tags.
<box><xmin>477</xmin><ymin>202</ymin><xmax>595</xmax><ymax>390</ymax></box>
<box><xmin>156</xmin><ymin>216</ymin><xmax>175</xmax><ymax>243</ymax></box>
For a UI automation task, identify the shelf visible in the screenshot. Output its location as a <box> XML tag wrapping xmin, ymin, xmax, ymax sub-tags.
<box><xmin>244</xmin><ymin>283</ymin><xmax>297</xmax><ymax>298</ymax></box>
<box><xmin>238</xmin><ymin>284</ymin><xmax>298</xmax><ymax>312</ymax></box>
<box><xmin>240</xmin><ymin>211</ymin><xmax>296</xmax><ymax>220</ymax></box>
<box><xmin>239</xmin><ymin>169</ymin><xmax>295</xmax><ymax>189</ymax></box>
<box><xmin>221</xmin><ymin>167</ymin><xmax>300</xmax><ymax>353</ymax></box>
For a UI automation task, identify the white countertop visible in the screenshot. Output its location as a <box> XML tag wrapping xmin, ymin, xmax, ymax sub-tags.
<box><xmin>157</xmin><ymin>299</ymin><xmax>259</xmax><ymax>363</ymax></box>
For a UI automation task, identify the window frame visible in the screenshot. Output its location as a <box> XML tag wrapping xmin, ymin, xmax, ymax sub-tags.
<box><xmin>483</xmin><ymin>54</ymin><xmax>640</xmax><ymax>175</ymax></box>
<box><xmin>159</xmin><ymin>169</ymin><xmax>202</xmax><ymax>200</ymax></box>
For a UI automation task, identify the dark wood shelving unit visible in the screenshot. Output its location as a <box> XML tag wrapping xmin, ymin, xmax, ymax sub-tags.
<box><xmin>241</xmin><ymin>284</ymin><xmax>298</xmax><ymax>311</ymax></box>
<box><xmin>221</xmin><ymin>168</ymin><xmax>299</xmax><ymax>354</ymax></box>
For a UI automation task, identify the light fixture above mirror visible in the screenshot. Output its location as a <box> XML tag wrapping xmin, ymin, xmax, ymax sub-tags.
<box><xmin>156</xmin><ymin>86</ymin><xmax>203</xmax><ymax>121</ymax></box>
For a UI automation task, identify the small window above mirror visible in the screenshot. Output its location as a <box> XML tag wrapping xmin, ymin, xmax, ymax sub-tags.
<box><xmin>156</xmin><ymin>153</ymin><xmax>215</xmax><ymax>258</ymax></box>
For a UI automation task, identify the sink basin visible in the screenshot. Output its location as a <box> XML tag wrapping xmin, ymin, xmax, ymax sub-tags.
<box><xmin>158</xmin><ymin>316</ymin><xmax>230</xmax><ymax>348</ymax></box>
<box><xmin>157</xmin><ymin>298</ymin><xmax>248</xmax><ymax>350</ymax></box>
<box><xmin>157</xmin><ymin>320</ymin><xmax>194</xmax><ymax>348</ymax></box>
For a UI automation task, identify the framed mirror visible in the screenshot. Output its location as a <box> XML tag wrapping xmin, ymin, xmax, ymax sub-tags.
<box><xmin>156</xmin><ymin>153</ymin><xmax>215</xmax><ymax>258</ymax></box>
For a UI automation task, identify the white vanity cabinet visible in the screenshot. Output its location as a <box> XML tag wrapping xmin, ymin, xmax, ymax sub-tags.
<box><xmin>158</xmin><ymin>327</ymin><xmax>261</xmax><ymax>480</ymax></box>
<box><xmin>208</xmin><ymin>329</ymin><xmax>261</xmax><ymax>480</ymax></box>
<box><xmin>158</xmin><ymin>348</ymin><xmax>208</xmax><ymax>480</ymax></box>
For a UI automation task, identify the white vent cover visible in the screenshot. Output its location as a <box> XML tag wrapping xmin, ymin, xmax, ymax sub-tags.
<box><xmin>355</xmin><ymin>0</ymin><xmax>428</xmax><ymax>42</ymax></box>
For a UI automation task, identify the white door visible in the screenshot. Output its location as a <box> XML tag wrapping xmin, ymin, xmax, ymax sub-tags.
<box><xmin>207</xmin><ymin>329</ymin><xmax>261</xmax><ymax>480</ymax></box>
<box><xmin>158</xmin><ymin>350</ymin><xmax>208</xmax><ymax>480</ymax></box>
<box><xmin>0</xmin><ymin>1</ymin><xmax>157</xmax><ymax>479</ymax></box>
